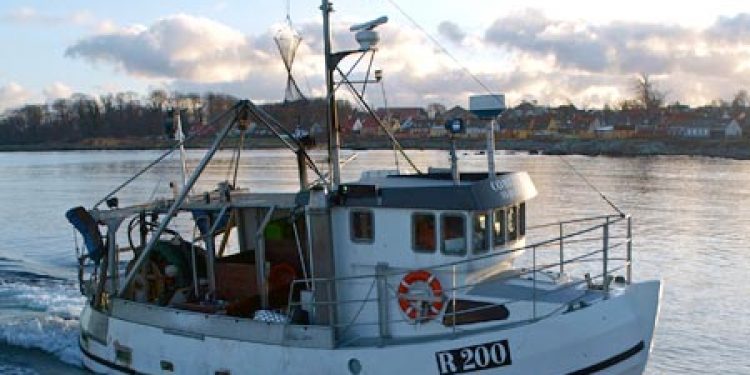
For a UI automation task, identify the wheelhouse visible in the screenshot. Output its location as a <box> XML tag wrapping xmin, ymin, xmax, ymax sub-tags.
<box><xmin>330</xmin><ymin>170</ymin><xmax>537</xmax><ymax>280</ymax></box>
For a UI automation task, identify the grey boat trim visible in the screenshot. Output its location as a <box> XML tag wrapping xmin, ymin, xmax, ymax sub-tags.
<box><xmin>336</xmin><ymin>172</ymin><xmax>537</xmax><ymax>210</ymax></box>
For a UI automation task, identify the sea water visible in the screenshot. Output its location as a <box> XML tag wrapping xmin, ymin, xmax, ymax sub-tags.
<box><xmin>1</xmin><ymin>149</ymin><xmax>749</xmax><ymax>374</ymax></box>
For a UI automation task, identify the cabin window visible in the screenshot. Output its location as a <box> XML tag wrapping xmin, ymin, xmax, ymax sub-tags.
<box><xmin>493</xmin><ymin>209</ymin><xmax>506</xmax><ymax>246</ymax></box>
<box><xmin>441</xmin><ymin>214</ymin><xmax>467</xmax><ymax>256</ymax></box>
<box><xmin>350</xmin><ymin>210</ymin><xmax>374</xmax><ymax>243</ymax></box>
<box><xmin>519</xmin><ymin>203</ymin><xmax>526</xmax><ymax>236</ymax></box>
<box><xmin>507</xmin><ymin>206</ymin><xmax>518</xmax><ymax>241</ymax></box>
<box><xmin>412</xmin><ymin>213</ymin><xmax>436</xmax><ymax>252</ymax></box>
<box><xmin>472</xmin><ymin>212</ymin><xmax>489</xmax><ymax>254</ymax></box>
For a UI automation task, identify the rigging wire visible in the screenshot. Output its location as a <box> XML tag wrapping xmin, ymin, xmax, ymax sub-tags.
<box><xmin>337</xmin><ymin>67</ymin><xmax>422</xmax><ymax>174</ymax></box>
<box><xmin>556</xmin><ymin>156</ymin><xmax>625</xmax><ymax>217</ymax></box>
<box><xmin>383</xmin><ymin>0</ymin><xmax>497</xmax><ymax>98</ymax></box>
<box><xmin>233</xmin><ymin>130</ymin><xmax>246</xmax><ymax>187</ymax></box>
<box><xmin>147</xmin><ymin>168</ymin><xmax>165</xmax><ymax>202</ymax></box>
<box><xmin>384</xmin><ymin>0</ymin><xmax>626</xmax><ymax>215</ymax></box>
<box><xmin>93</xmin><ymin>101</ymin><xmax>242</xmax><ymax>209</ymax></box>
<box><xmin>243</xmin><ymin>100</ymin><xmax>326</xmax><ymax>181</ymax></box>
<box><xmin>377</xmin><ymin>69</ymin><xmax>400</xmax><ymax>172</ymax></box>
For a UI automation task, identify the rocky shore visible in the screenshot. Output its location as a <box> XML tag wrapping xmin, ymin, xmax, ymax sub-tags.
<box><xmin>3</xmin><ymin>137</ymin><xmax>750</xmax><ymax>160</ymax></box>
<box><xmin>346</xmin><ymin>137</ymin><xmax>750</xmax><ymax>160</ymax></box>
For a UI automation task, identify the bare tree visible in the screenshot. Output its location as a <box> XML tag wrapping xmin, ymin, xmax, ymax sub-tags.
<box><xmin>632</xmin><ymin>73</ymin><xmax>666</xmax><ymax>124</ymax></box>
<box><xmin>148</xmin><ymin>89</ymin><xmax>169</xmax><ymax>111</ymax></box>
<box><xmin>731</xmin><ymin>90</ymin><xmax>748</xmax><ymax>115</ymax></box>
<box><xmin>633</xmin><ymin>73</ymin><xmax>665</xmax><ymax>110</ymax></box>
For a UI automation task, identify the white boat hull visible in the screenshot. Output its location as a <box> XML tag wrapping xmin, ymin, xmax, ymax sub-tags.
<box><xmin>79</xmin><ymin>280</ymin><xmax>660</xmax><ymax>375</ymax></box>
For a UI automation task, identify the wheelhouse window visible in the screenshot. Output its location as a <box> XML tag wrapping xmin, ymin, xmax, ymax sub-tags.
<box><xmin>441</xmin><ymin>214</ymin><xmax>467</xmax><ymax>256</ymax></box>
<box><xmin>507</xmin><ymin>206</ymin><xmax>518</xmax><ymax>241</ymax></box>
<box><xmin>412</xmin><ymin>213</ymin><xmax>436</xmax><ymax>252</ymax></box>
<box><xmin>472</xmin><ymin>212</ymin><xmax>489</xmax><ymax>254</ymax></box>
<box><xmin>519</xmin><ymin>202</ymin><xmax>526</xmax><ymax>237</ymax></box>
<box><xmin>493</xmin><ymin>208</ymin><xmax>506</xmax><ymax>246</ymax></box>
<box><xmin>350</xmin><ymin>210</ymin><xmax>374</xmax><ymax>243</ymax></box>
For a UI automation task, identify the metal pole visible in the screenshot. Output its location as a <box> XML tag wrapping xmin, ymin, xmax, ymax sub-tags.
<box><xmin>487</xmin><ymin>118</ymin><xmax>496</xmax><ymax>180</ymax></box>
<box><xmin>256</xmin><ymin>206</ymin><xmax>276</xmax><ymax>309</ymax></box>
<box><xmin>559</xmin><ymin>222</ymin><xmax>564</xmax><ymax>275</ymax></box>
<box><xmin>321</xmin><ymin>0</ymin><xmax>341</xmax><ymax>190</ymax></box>
<box><xmin>117</xmin><ymin>107</ymin><xmax>239</xmax><ymax>298</ymax></box>
<box><xmin>305</xmin><ymin>207</ymin><xmax>316</xmax><ymax>305</ymax></box>
<box><xmin>107</xmin><ymin>225</ymin><xmax>118</xmax><ymax>295</ymax></box>
<box><xmin>203</xmin><ymin>205</ymin><xmax>230</xmax><ymax>300</ymax></box>
<box><xmin>452</xmin><ymin>265</ymin><xmax>457</xmax><ymax>334</ymax></box>
<box><xmin>532</xmin><ymin>245</ymin><xmax>537</xmax><ymax>320</ymax></box>
<box><xmin>450</xmin><ymin>137</ymin><xmax>459</xmax><ymax>184</ymax></box>
<box><xmin>603</xmin><ymin>217</ymin><xmax>610</xmax><ymax>295</ymax></box>
<box><xmin>296</xmin><ymin>149</ymin><xmax>309</xmax><ymax>191</ymax></box>
<box><xmin>627</xmin><ymin>216</ymin><xmax>632</xmax><ymax>284</ymax></box>
<box><xmin>175</xmin><ymin>107</ymin><xmax>189</xmax><ymax>189</ymax></box>
<box><xmin>376</xmin><ymin>262</ymin><xmax>390</xmax><ymax>340</ymax></box>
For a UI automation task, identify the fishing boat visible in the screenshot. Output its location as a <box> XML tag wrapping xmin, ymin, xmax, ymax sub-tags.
<box><xmin>67</xmin><ymin>2</ymin><xmax>661</xmax><ymax>374</ymax></box>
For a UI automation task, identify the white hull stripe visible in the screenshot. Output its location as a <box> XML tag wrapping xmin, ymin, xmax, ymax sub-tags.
<box><xmin>79</xmin><ymin>334</ymin><xmax>644</xmax><ymax>375</ymax></box>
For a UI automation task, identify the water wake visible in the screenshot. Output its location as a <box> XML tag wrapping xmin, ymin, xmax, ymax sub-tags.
<box><xmin>0</xmin><ymin>278</ymin><xmax>85</xmax><ymax>367</ymax></box>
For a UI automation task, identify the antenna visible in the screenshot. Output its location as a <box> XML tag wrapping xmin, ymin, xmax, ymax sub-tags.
<box><xmin>350</xmin><ymin>16</ymin><xmax>388</xmax><ymax>50</ymax></box>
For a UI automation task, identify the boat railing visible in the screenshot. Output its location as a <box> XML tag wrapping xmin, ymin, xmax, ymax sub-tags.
<box><xmin>286</xmin><ymin>214</ymin><xmax>633</xmax><ymax>341</ymax></box>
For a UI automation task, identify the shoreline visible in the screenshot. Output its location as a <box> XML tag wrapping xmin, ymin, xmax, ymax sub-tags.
<box><xmin>2</xmin><ymin>137</ymin><xmax>750</xmax><ymax>160</ymax></box>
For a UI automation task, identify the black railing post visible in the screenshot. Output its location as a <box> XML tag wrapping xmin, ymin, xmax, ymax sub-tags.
<box><xmin>627</xmin><ymin>216</ymin><xmax>632</xmax><ymax>284</ymax></box>
<box><xmin>603</xmin><ymin>217</ymin><xmax>610</xmax><ymax>295</ymax></box>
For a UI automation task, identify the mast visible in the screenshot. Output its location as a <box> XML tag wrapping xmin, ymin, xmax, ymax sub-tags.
<box><xmin>321</xmin><ymin>0</ymin><xmax>341</xmax><ymax>190</ymax></box>
<box><xmin>174</xmin><ymin>107</ymin><xmax>189</xmax><ymax>188</ymax></box>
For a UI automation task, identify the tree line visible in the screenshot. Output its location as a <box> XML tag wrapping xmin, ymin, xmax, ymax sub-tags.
<box><xmin>1</xmin><ymin>76</ymin><xmax>748</xmax><ymax>145</ymax></box>
<box><xmin>0</xmin><ymin>89</ymin><xmax>358</xmax><ymax>145</ymax></box>
<box><xmin>0</xmin><ymin>91</ymin><xmax>245</xmax><ymax>145</ymax></box>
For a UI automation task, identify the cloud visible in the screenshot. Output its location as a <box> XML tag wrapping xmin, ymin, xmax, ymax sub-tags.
<box><xmin>63</xmin><ymin>10</ymin><xmax>750</xmax><ymax>108</ymax></box>
<box><xmin>706</xmin><ymin>13</ymin><xmax>750</xmax><ymax>44</ymax></box>
<box><xmin>66</xmin><ymin>14</ymin><xmax>282</xmax><ymax>83</ymax></box>
<box><xmin>479</xmin><ymin>10</ymin><xmax>750</xmax><ymax>105</ymax></box>
<box><xmin>43</xmin><ymin>82</ymin><xmax>73</xmax><ymax>101</ymax></box>
<box><xmin>482</xmin><ymin>10</ymin><xmax>750</xmax><ymax>78</ymax></box>
<box><xmin>437</xmin><ymin>21</ymin><xmax>466</xmax><ymax>44</ymax></box>
<box><xmin>0</xmin><ymin>83</ymin><xmax>32</xmax><ymax>112</ymax></box>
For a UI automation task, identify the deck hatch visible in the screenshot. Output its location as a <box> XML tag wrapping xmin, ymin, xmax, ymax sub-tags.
<box><xmin>443</xmin><ymin>299</ymin><xmax>510</xmax><ymax>326</ymax></box>
<box><xmin>160</xmin><ymin>360</ymin><xmax>174</xmax><ymax>372</ymax></box>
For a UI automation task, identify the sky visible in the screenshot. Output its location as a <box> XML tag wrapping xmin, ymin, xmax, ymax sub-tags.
<box><xmin>1</xmin><ymin>0</ymin><xmax>750</xmax><ymax>111</ymax></box>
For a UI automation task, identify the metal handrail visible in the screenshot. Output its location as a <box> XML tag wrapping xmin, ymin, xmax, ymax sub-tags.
<box><xmin>287</xmin><ymin>215</ymin><xmax>628</xmax><ymax>285</ymax></box>
<box><xmin>285</xmin><ymin>214</ymin><xmax>634</xmax><ymax>337</ymax></box>
<box><xmin>526</xmin><ymin>214</ymin><xmax>625</xmax><ymax>230</ymax></box>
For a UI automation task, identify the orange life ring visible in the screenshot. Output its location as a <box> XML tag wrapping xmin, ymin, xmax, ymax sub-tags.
<box><xmin>397</xmin><ymin>270</ymin><xmax>444</xmax><ymax>322</ymax></box>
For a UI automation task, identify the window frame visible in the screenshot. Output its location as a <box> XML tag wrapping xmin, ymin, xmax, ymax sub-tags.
<box><xmin>507</xmin><ymin>206</ymin><xmax>518</xmax><ymax>242</ymax></box>
<box><xmin>493</xmin><ymin>208</ymin><xmax>506</xmax><ymax>246</ymax></box>
<box><xmin>349</xmin><ymin>209</ymin><xmax>375</xmax><ymax>243</ymax></box>
<box><xmin>440</xmin><ymin>212</ymin><xmax>468</xmax><ymax>256</ymax></box>
<box><xmin>472</xmin><ymin>211</ymin><xmax>491</xmax><ymax>254</ymax></box>
<box><xmin>412</xmin><ymin>212</ymin><xmax>437</xmax><ymax>253</ymax></box>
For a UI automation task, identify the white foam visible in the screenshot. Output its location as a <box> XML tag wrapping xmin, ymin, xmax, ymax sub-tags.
<box><xmin>0</xmin><ymin>280</ymin><xmax>84</xmax><ymax>319</ymax></box>
<box><xmin>0</xmin><ymin>315</ymin><xmax>81</xmax><ymax>367</ymax></box>
<box><xmin>0</xmin><ymin>280</ymin><xmax>84</xmax><ymax>367</ymax></box>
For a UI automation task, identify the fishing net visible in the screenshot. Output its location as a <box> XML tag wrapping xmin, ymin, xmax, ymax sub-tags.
<box><xmin>274</xmin><ymin>22</ymin><xmax>306</xmax><ymax>103</ymax></box>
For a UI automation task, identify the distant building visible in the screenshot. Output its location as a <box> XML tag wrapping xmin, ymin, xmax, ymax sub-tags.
<box><xmin>722</xmin><ymin>119</ymin><xmax>742</xmax><ymax>138</ymax></box>
<box><xmin>667</xmin><ymin>117</ymin><xmax>713</xmax><ymax>138</ymax></box>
